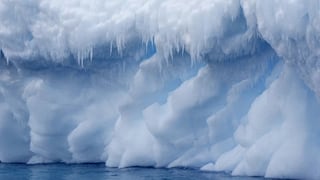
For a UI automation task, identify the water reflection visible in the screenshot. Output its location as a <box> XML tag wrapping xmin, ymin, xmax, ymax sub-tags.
<box><xmin>0</xmin><ymin>163</ymin><xmax>268</xmax><ymax>180</ymax></box>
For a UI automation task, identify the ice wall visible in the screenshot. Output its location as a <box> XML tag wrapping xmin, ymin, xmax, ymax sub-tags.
<box><xmin>1</xmin><ymin>0</ymin><xmax>320</xmax><ymax>179</ymax></box>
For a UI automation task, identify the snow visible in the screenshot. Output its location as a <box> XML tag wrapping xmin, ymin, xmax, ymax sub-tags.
<box><xmin>0</xmin><ymin>0</ymin><xmax>320</xmax><ymax>179</ymax></box>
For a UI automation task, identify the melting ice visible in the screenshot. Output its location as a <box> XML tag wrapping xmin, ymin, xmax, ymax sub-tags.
<box><xmin>0</xmin><ymin>0</ymin><xmax>320</xmax><ymax>179</ymax></box>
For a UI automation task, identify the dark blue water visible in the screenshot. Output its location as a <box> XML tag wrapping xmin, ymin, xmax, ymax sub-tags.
<box><xmin>0</xmin><ymin>163</ymin><xmax>268</xmax><ymax>180</ymax></box>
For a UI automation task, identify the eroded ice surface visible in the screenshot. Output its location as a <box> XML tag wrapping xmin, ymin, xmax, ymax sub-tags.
<box><xmin>0</xmin><ymin>0</ymin><xmax>320</xmax><ymax>179</ymax></box>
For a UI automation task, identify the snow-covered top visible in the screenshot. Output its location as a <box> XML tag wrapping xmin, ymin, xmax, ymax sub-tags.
<box><xmin>0</xmin><ymin>0</ymin><xmax>316</xmax><ymax>60</ymax></box>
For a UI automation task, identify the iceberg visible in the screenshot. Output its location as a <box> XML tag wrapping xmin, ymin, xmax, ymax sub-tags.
<box><xmin>0</xmin><ymin>0</ymin><xmax>320</xmax><ymax>179</ymax></box>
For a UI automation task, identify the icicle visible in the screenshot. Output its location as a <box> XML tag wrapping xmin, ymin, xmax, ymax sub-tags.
<box><xmin>89</xmin><ymin>47</ymin><xmax>93</xmax><ymax>62</ymax></box>
<box><xmin>110</xmin><ymin>41</ymin><xmax>113</xmax><ymax>56</ymax></box>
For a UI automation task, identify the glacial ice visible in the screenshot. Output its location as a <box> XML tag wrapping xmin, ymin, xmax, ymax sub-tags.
<box><xmin>0</xmin><ymin>0</ymin><xmax>320</xmax><ymax>179</ymax></box>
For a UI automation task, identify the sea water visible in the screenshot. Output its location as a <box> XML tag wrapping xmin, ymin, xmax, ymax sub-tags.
<box><xmin>0</xmin><ymin>163</ymin><xmax>268</xmax><ymax>180</ymax></box>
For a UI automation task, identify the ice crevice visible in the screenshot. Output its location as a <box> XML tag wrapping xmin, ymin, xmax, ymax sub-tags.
<box><xmin>1</xmin><ymin>0</ymin><xmax>320</xmax><ymax>179</ymax></box>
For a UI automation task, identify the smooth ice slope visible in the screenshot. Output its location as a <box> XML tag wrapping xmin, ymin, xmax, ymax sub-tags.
<box><xmin>1</xmin><ymin>0</ymin><xmax>320</xmax><ymax>179</ymax></box>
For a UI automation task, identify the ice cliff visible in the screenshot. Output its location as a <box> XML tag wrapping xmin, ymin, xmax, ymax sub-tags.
<box><xmin>1</xmin><ymin>0</ymin><xmax>320</xmax><ymax>179</ymax></box>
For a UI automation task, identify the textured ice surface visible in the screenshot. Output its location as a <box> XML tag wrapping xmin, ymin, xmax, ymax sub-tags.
<box><xmin>1</xmin><ymin>0</ymin><xmax>320</xmax><ymax>179</ymax></box>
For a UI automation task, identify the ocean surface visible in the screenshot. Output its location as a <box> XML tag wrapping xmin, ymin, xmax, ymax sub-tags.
<box><xmin>0</xmin><ymin>163</ymin><xmax>269</xmax><ymax>180</ymax></box>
